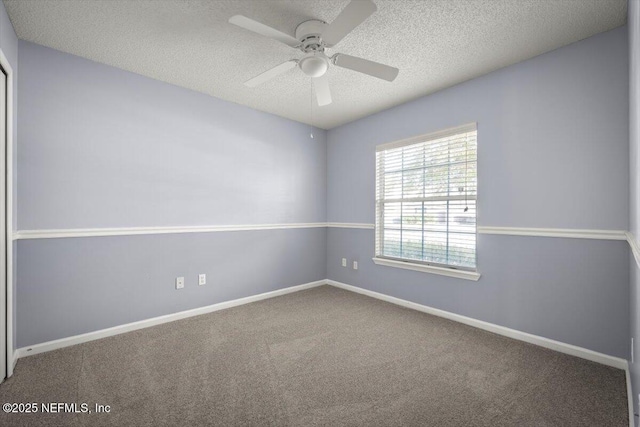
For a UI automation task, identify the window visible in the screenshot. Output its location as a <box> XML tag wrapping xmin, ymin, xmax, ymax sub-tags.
<box><xmin>374</xmin><ymin>123</ymin><xmax>477</xmax><ymax>276</ymax></box>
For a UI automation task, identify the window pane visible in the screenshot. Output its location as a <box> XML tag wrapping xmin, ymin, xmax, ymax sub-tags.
<box><xmin>383</xmin><ymin>229</ymin><xmax>401</xmax><ymax>258</ymax></box>
<box><xmin>424</xmin><ymin>165</ymin><xmax>449</xmax><ymax>198</ymax></box>
<box><xmin>383</xmin><ymin>202</ymin><xmax>401</xmax><ymax>229</ymax></box>
<box><xmin>423</xmin><ymin>231</ymin><xmax>448</xmax><ymax>265</ymax></box>
<box><xmin>462</xmin><ymin>162</ymin><xmax>477</xmax><ymax>196</ymax></box>
<box><xmin>384</xmin><ymin>171</ymin><xmax>402</xmax><ymax>199</ymax></box>
<box><xmin>402</xmin><ymin>202</ymin><xmax>422</xmax><ymax>231</ymax></box>
<box><xmin>448</xmin><ymin>233</ymin><xmax>476</xmax><ymax>268</ymax></box>
<box><xmin>448</xmin><ymin>139</ymin><xmax>475</xmax><ymax>163</ymax></box>
<box><xmin>424</xmin><ymin>139</ymin><xmax>450</xmax><ymax>167</ymax></box>
<box><xmin>402</xmin><ymin>168</ymin><xmax>424</xmax><ymax>198</ymax></box>
<box><xmin>448</xmin><ymin>162</ymin><xmax>465</xmax><ymax>193</ymax></box>
<box><xmin>448</xmin><ymin>162</ymin><xmax>476</xmax><ymax>196</ymax></box>
<box><xmin>401</xmin><ymin>230</ymin><xmax>422</xmax><ymax>261</ymax></box>
<box><xmin>383</xmin><ymin>149</ymin><xmax>404</xmax><ymax>173</ymax></box>
<box><xmin>423</xmin><ymin>201</ymin><xmax>448</xmax><ymax>232</ymax></box>
<box><xmin>402</xmin><ymin>144</ymin><xmax>424</xmax><ymax>169</ymax></box>
<box><xmin>448</xmin><ymin>200</ymin><xmax>476</xmax><ymax>234</ymax></box>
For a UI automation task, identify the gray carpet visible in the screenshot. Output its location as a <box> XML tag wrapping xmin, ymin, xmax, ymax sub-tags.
<box><xmin>0</xmin><ymin>285</ymin><xmax>629</xmax><ymax>426</ymax></box>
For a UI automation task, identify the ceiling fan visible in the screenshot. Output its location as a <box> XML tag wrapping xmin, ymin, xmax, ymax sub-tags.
<box><xmin>229</xmin><ymin>0</ymin><xmax>399</xmax><ymax>107</ymax></box>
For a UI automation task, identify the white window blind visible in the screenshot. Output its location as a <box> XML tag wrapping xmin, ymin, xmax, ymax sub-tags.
<box><xmin>375</xmin><ymin>123</ymin><xmax>477</xmax><ymax>270</ymax></box>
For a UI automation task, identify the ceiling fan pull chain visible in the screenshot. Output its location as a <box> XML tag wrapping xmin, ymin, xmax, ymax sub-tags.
<box><xmin>310</xmin><ymin>79</ymin><xmax>314</xmax><ymax>138</ymax></box>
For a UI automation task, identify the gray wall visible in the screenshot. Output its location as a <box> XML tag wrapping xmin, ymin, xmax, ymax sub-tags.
<box><xmin>328</xmin><ymin>229</ymin><xmax>629</xmax><ymax>357</ymax></box>
<box><xmin>629</xmin><ymin>0</ymin><xmax>640</xmax><ymax>417</ymax></box>
<box><xmin>0</xmin><ymin>0</ymin><xmax>18</xmax><ymax>354</ymax></box>
<box><xmin>17</xmin><ymin>229</ymin><xmax>326</xmax><ymax>348</ymax></box>
<box><xmin>327</xmin><ymin>27</ymin><xmax>630</xmax><ymax>358</ymax></box>
<box><xmin>19</xmin><ymin>41</ymin><xmax>326</xmax><ymax>229</ymax></box>
<box><xmin>16</xmin><ymin>41</ymin><xmax>327</xmax><ymax>346</ymax></box>
<box><xmin>328</xmin><ymin>27</ymin><xmax>628</xmax><ymax>230</ymax></box>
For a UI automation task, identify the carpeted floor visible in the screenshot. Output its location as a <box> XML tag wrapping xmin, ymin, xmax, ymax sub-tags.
<box><xmin>0</xmin><ymin>285</ymin><xmax>629</xmax><ymax>426</ymax></box>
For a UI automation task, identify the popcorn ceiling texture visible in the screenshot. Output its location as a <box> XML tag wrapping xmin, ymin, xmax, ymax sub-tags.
<box><xmin>3</xmin><ymin>0</ymin><xmax>627</xmax><ymax>129</ymax></box>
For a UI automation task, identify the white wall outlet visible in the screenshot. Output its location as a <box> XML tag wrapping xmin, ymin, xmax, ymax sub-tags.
<box><xmin>353</xmin><ymin>261</ymin><xmax>358</xmax><ymax>270</ymax></box>
<box><xmin>342</xmin><ymin>258</ymin><xmax>347</xmax><ymax>267</ymax></box>
<box><xmin>176</xmin><ymin>277</ymin><xmax>185</xmax><ymax>290</ymax></box>
<box><xmin>199</xmin><ymin>274</ymin><xmax>206</xmax><ymax>286</ymax></box>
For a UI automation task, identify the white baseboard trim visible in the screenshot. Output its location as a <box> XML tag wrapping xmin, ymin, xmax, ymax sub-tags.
<box><xmin>14</xmin><ymin>278</ymin><xmax>628</xmax><ymax>374</ymax></box>
<box><xmin>0</xmin><ymin>352</ymin><xmax>16</xmax><ymax>383</ymax></box>
<box><xmin>626</xmin><ymin>364</ymin><xmax>635</xmax><ymax>427</ymax></box>
<box><xmin>326</xmin><ymin>280</ymin><xmax>628</xmax><ymax>370</ymax></box>
<box><xmin>15</xmin><ymin>280</ymin><xmax>326</xmax><ymax>359</ymax></box>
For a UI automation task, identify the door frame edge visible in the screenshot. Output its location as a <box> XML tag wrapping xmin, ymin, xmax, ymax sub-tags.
<box><xmin>0</xmin><ymin>47</ymin><xmax>15</xmax><ymax>379</ymax></box>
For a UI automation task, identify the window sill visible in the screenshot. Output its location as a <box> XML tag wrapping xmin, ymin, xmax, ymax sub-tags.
<box><xmin>371</xmin><ymin>257</ymin><xmax>481</xmax><ymax>281</ymax></box>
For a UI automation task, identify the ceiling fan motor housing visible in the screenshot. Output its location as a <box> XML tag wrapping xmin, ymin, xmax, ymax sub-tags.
<box><xmin>296</xmin><ymin>19</ymin><xmax>328</xmax><ymax>51</ymax></box>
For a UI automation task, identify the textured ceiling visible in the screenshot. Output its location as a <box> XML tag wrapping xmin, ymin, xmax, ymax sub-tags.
<box><xmin>3</xmin><ymin>0</ymin><xmax>627</xmax><ymax>129</ymax></box>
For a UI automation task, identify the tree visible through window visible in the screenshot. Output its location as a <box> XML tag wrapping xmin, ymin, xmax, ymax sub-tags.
<box><xmin>375</xmin><ymin>124</ymin><xmax>477</xmax><ymax>270</ymax></box>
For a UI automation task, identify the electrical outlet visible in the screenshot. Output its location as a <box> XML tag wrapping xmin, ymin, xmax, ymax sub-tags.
<box><xmin>199</xmin><ymin>274</ymin><xmax>206</xmax><ymax>286</ymax></box>
<box><xmin>353</xmin><ymin>261</ymin><xmax>358</xmax><ymax>270</ymax></box>
<box><xmin>176</xmin><ymin>277</ymin><xmax>185</xmax><ymax>290</ymax></box>
<box><xmin>342</xmin><ymin>258</ymin><xmax>347</xmax><ymax>267</ymax></box>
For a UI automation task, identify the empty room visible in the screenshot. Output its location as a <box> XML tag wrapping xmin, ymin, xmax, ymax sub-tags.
<box><xmin>0</xmin><ymin>0</ymin><xmax>638</xmax><ymax>425</ymax></box>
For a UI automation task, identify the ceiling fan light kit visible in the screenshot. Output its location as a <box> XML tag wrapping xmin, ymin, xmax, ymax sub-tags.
<box><xmin>299</xmin><ymin>51</ymin><xmax>329</xmax><ymax>78</ymax></box>
<box><xmin>229</xmin><ymin>0</ymin><xmax>399</xmax><ymax>107</ymax></box>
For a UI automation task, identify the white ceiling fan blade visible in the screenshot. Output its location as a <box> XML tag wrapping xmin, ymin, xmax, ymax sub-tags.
<box><xmin>244</xmin><ymin>60</ymin><xmax>298</xmax><ymax>87</ymax></box>
<box><xmin>229</xmin><ymin>15</ymin><xmax>300</xmax><ymax>48</ymax></box>
<box><xmin>321</xmin><ymin>0</ymin><xmax>377</xmax><ymax>47</ymax></box>
<box><xmin>333</xmin><ymin>54</ymin><xmax>399</xmax><ymax>82</ymax></box>
<box><xmin>314</xmin><ymin>75</ymin><xmax>332</xmax><ymax>106</ymax></box>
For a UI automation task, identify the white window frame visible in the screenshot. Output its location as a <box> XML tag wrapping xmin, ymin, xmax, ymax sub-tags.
<box><xmin>372</xmin><ymin>123</ymin><xmax>480</xmax><ymax>281</ymax></box>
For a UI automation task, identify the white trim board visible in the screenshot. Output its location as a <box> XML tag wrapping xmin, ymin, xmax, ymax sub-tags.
<box><xmin>627</xmin><ymin>231</ymin><xmax>640</xmax><ymax>270</ymax></box>
<box><xmin>15</xmin><ymin>223</ymin><xmax>327</xmax><ymax>240</ymax></box>
<box><xmin>375</xmin><ymin>122</ymin><xmax>477</xmax><ymax>152</ymax></box>
<box><xmin>326</xmin><ymin>222</ymin><xmax>374</xmax><ymax>229</ymax></box>
<box><xmin>0</xmin><ymin>47</ymin><xmax>15</xmax><ymax>379</ymax></box>
<box><xmin>329</xmin><ymin>223</ymin><xmax>627</xmax><ymax>240</ymax></box>
<box><xmin>372</xmin><ymin>257</ymin><xmax>481</xmax><ymax>281</ymax></box>
<box><xmin>478</xmin><ymin>226</ymin><xmax>627</xmax><ymax>240</ymax></box>
<box><xmin>626</xmin><ymin>365</ymin><xmax>635</xmax><ymax>427</ymax></box>
<box><xmin>16</xmin><ymin>280</ymin><xmax>325</xmax><ymax>358</ymax></box>
<box><xmin>14</xmin><ymin>223</ymin><xmax>630</xmax><ymax>240</ymax></box>
<box><xmin>326</xmin><ymin>280</ymin><xmax>628</xmax><ymax>370</ymax></box>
